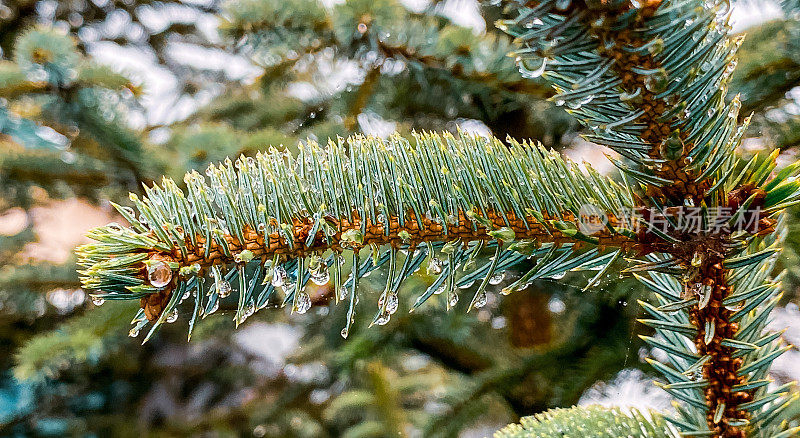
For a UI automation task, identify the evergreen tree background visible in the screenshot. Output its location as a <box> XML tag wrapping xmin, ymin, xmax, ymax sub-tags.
<box><xmin>0</xmin><ymin>0</ymin><xmax>798</xmax><ymax>436</ymax></box>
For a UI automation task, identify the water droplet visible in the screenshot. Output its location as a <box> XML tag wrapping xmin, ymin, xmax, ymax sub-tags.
<box><xmin>520</xmin><ymin>57</ymin><xmax>547</xmax><ymax>79</ymax></box>
<box><xmin>340</xmin><ymin>327</ymin><xmax>349</xmax><ymax>338</ymax></box>
<box><xmin>427</xmin><ymin>257</ymin><xmax>443</xmax><ymax>275</ymax></box>
<box><xmin>295</xmin><ymin>292</ymin><xmax>311</xmax><ymax>314</ymax></box>
<box><xmin>272</xmin><ymin>265</ymin><xmax>288</xmax><ymax>287</ymax></box>
<box><xmin>129</xmin><ymin>327</ymin><xmax>140</xmax><ymax>337</ymax></box>
<box><xmin>310</xmin><ymin>263</ymin><xmax>330</xmax><ymax>286</ymax></box>
<box><xmin>281</xmin><ymin>279</ymin><xmax>296</xmax><ymax>293</ymax></box>
<box><xmin>473</xmin><ymin>292</ymin><xmax>487</xmax><ymax>309</ymax></box>
<box><xmin>217</xmin><ymin>280</ymin><xmax>232</xmax><ymax>298</ymax></box>
<box><xmin>92</xmin><ymin>296</ymin><xmax>105</xmax><ymax>306</ymax></box>
<box><xmin>684</xmin><ymin>368</ymin><xmax>702</xmax><ymax>381</ymax></box>
<box><xmin>106</xmin><ymin>222</ymin><xmax>124</xmax><ymax>232</ymax></box>
<box><xmin>385</xmin><ymin>293</ymin><xmax>399</xmax><ymax>314</ymax></box>
<box><xmin>181</xmin><ymin>289</ymin><xmax>191</xmax><ymax>301</ymax></box>
<box><xmin>660</xmin><ymin>130</ymin><xmax>685</xmax><ymax>160</ymax></box>
<box><xmin>647</xmin><ymin>38</ymin><xmax>664</xmax><ymax>55</ymax></box>
<box><xmin>166</xmin><ymin>308</ymin><xmax>179</xmax><ymax>323</ymax></box>
<box><xmin>488</xmin><ymin>272</ymin><xmax>505</xmax><ymax>285</ymax></box>
<box><xmin>725</xmin><ymin>59</ymin><xmax>737</xmax><ymax>75</ymax></box>
<box><xmin>434</xmin><ymin>284</ymin><xmax>446</xmax><ymax>295</ymax></box>
<box><xmin>644</xmin><ymin>69</ymin><xmax>669</xmax><ymax>93</ymax></box>
<box><xmin>147</xmin><ymin>260</ymin><xmax>173</xmax><ymax>288</ymax></box>
<box><xmin>375</xmin><ymin>312</ymin><xmax>391</xmax><ymax>325</ymax></box>
<box><xmin>244</xmin><ymin>300</ymin><xmax>255</xmax><ymax>318</ymax></box>
<box><xmin>339</xmin><ymin>286</ymin><xmax>349</xmax><ymax>301</ymax></box>
<box><xmin>459</xmin><ymin>279</ymin><xmax>475</xmax><ymax>289</ymax></box>
<box><xmin>448</xmin><ymin>292</ymin><xmax>459</xmax><ymax>308</ymax></box>
<box><xmin>729</xmin><ymin>98</ymin><xmax>741</xmax><ymax>118</ymax></box>
<box><xmin>691</xmin><ymin>251</ymin><xmax>704</xmax><ymax>267</ymax></box>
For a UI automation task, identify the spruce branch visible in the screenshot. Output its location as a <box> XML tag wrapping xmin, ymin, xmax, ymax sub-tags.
<box><xmin>498</xmin><ymin>0</ymin><xmax>800</xmax><ymax>436</ymax></box>
<box><xmin>1</xmin><ymin>27</ymin><xmax>147</xmax><ymax>191</ymax></box>
<box><xmin>500</xmin><ymin>0</ymin><xmax>744</xmax><ymax>205</ymax></box>
<box><xmin>222</xmin><ymin>0</ymin><xmax>551</xmax><ymax>106</ymax></box>
<box><xmin>77</xmin><ymin>132</ymin><xmax>635</xmax><ymax>342</ymax></box>
<box><xmin>374</xmin><ymin>38</ymin><xmax>552</xmax><ymax>98</ymax></box>
<box><xmin>0</xmin><ymin>146</ymin><xmax>113</xmax><ymax>195</ymax></box>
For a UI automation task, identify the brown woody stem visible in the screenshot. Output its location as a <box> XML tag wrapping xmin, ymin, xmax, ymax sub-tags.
<box><xmin>139</xmin><ymin>208</ymin><xmax>635</xmax><ymax>321</ymax></box>
<box><xmin>548</xmin><ymin>2</ymin><xmax>756</xmax><ymax>434</ymax></box>
<box><xmin>689</xmin><ymin>256</ymin><xmax>751</xmax><ymax>438</ymax></box>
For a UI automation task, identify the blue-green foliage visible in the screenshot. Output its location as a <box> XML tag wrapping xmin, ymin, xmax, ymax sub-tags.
<box><xmin>1</xmin><ymin>27</ymin><xmax>143</xmax><ymax>186</ymax></box>
<box><xmin>497</xmin><ymin>0</ymin><xmax>800</xmax><ymax>435</ymax></box>
<box><xmin>500</xmin><ymin>0</ymin><xmax>744</xmax><ymax>196</ymax></box>
<box><xmin>77</xmin><ymin>132</ymin><xmax>633</xmax><ymax>342</ymax></box>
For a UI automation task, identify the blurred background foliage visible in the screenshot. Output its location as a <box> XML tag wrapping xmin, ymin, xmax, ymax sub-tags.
<box><xmin>0</xmin><ymin>0</ymin><xmax>798</xmax><ymax>436</ymax></box>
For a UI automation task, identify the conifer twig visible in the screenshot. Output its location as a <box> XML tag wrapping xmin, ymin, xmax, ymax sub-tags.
<box><xmin>78</xmin><ymin>132</ymin><xmax>634</xmax><ymax>341</ymax></box>
<box><xmin>500</xmin><ymin>0</ymin><xmax>800</xmax><ymax>435</ymax></box>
